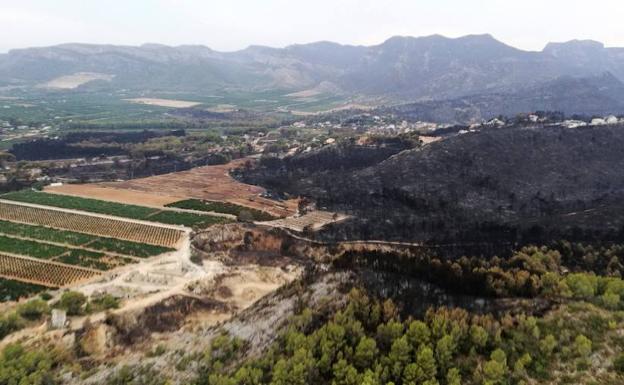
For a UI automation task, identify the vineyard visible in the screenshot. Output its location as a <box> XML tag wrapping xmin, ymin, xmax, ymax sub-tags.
<box><xmin>0</xmin><ymin>220</ymin><xmax>173</xmax><ymax>258</ymax></box>
<box><xmin>0</xmin><ymin>253</ymin><xmax>101</xmax><ymax>287</ymax></box>
<box><xmin>166</xmin><ymin>199</ymin><xmax>277</xmax><ymax>221</ymax></box>
<box><xmin>0</xmin><ymin>201</ymin><xmax>184</xmax><ymax>248</ymax></box>
<box><xmin>0</xmin><ymin>234</ymin><xmax>67</xmax><ymax>260</ymax></box>
<box><xmin>0</xmin><ymin>191</ymin><xmax>195</xmax><ymax>300</ymax></box>
<box><xmin>1</xmin><ymin>190</ymin><xmax>228</xmax><ymax>228</ymax></box>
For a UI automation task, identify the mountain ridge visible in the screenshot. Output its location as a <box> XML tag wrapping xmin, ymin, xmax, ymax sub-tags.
<box><xmin>3</xmin><ymin>34</ymin><xmax>624</xmax><ymax>120</ymax></box>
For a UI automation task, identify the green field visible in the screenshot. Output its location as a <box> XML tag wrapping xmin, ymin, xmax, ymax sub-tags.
<box><xmin>2</xmin><ymin>190</ymin><xmax>229</xmax><ymax>228</ymax></box>
<box><xmin>85</xmin><ymin>238</ymin><xmax>172</xmax><ymax>258</ymax></box>
<box><xmin>147</xmin><ymin>210</ymin><xmax>228</xmax><ymax>228</ymax></box>
<box><xmin>56</xmin><ymin>250</ymin><xmax>133</xmax><ymax>271</ymax></box>
<box><xmin>0</xmin><ymin>220</ymin><xmax>172</xmax><ymax>258</ymax></box>
<box><xmin>0</xmin><ymin>234</ymin><xmax>67</xmax><ymax>260</ymax></box>
<box><xmin>0</xmin><ymin>89</ymin><xmax>348</xmax><ymax>126</ymax></box>
<box><xmin>0</xmin><ymin>279</ymin><xmax>47</xmax><ymax>302</ymax></box>
<box><xmin>0</xmin><ymin>233</ymin><xmax>136</xmax><ymax>272</ymax></box>
<box><xmin>166</xmin><ymin>199</ymin><xmax>277</xmax><ymax>221</ymax></box>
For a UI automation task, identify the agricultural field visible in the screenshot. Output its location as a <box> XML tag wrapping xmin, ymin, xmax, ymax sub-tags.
<box><xmin>0</xmin><ymin>220</ymin><xmax>173</xmax><ymax>258</ymax></box>
<box><xmin>124</xmin><ymin>98</ymin><xmax>202</xmax><ymax>108</ymax></box>
<box><xmin>0</xmin><ymin>199</ymin><xmax>185</xmax><ymax>294</ymax></box>
<box><xmin>166</xmin><ymin>199</ymin><xmax>277</xmax><ymax>221</ymax></box>
<box><xmin>2</xmin><ymin>190</ymin><xmax>227</xmax><ymax>228</ymax></box>
<box><xmin>0</xmin><ymin>278</ymin><xmax>47</xmax><ymax>301</ymax></box>
<box><xmin>0</xmin><ymin>234</ymin><xmax>67</xmax><ymax>260</ymax></box>
<box><xmin>97</xmin><ymin>158</ymin><xmax>299</xmax><ymax>217</ymax></box>
<box><xmin>0</xmin><ymin>253</ymin><xmax>101</xmax><ymax>287</ymax></box>
<box><xmin>55</xmin><ymin>250</ymin><xmax>133</xmax><ymax>271</ymax></box>
<box><xmin>0</xmin><ymin>233</ymin><xmax>135</xmax><ymax>273</ymax></box>
<box><xmin>0</xmin><ymin>177</ymin><xmax>242</xmax><ymax>301</ymax></box>
<box><xmin>0</xmin><ymin>201</ymin><xmax>183</xmax><ymax>248</ymax></box>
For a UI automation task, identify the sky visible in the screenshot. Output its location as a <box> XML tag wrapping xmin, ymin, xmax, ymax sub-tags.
<box><xmin>1</xmin><ymin>0</ymin><xmax>623</xmax><ymax>53</ymax></box>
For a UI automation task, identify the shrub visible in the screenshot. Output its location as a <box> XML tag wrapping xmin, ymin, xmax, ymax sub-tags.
<box><xmin>86</xmin><ymin>294</ymin><xmax>120</xmax><ymax>313</ymax></box>
<box><xmin>39</xmin><ymin>292</ymin><xmax>53</xmax><ymax>301</ymax></box>
<box><xmin>17</xmin><ymin>299</ymin><xmax>49</xmax><ymax>320</ymax></box>
<box><xmin>58</xmin><ymin>291</ymin><xmax>87</xmax><ymax>316</ymax></box>
<box><xmin>613</xmin><ymin>353</ymin><xmax>624</xmax><ymax>373</ymax></box>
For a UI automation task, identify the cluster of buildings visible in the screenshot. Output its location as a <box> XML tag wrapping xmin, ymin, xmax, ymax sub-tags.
<box><xmin>0</xmin><ymin>121</ymin><xmax>53</xmax><ymax>142</ymax></box>
<box><xmin>559</xmin><ymin>115</ymin><xmax>623</xmax><ymax>129</ymax></box>
<box><xmin>291</xmin><ymin>116</ymin><xmax>445</xmax><ymax>135</ymax></box>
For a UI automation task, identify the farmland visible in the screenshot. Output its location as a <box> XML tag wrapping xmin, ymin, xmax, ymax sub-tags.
<box><xmin>166</xmin><ymin>199</ymin><xmax>277</xmax><ymax>221</ymax></box>
<box><xmin>2</xmin><ymin>190</ymin><xmax>227</xmax><ymax>228</ymax></box>
<box><xmin>0</xmin><ymin>201</ymin><xmax>184</xmax><ymax>247</ymax></box>
<box><xmin>96</xmin><ymin>158</ymin><xmax>299</xmax><ymax>217</ymax></box>
<box><xmin>0</xmin><ymin>164</ymin><xmax>260</xmax><ymax>305</ymax></box>
<box><xmin>56</xmin><ymin>250</ymin><xmax>133</xmax><ymax>271</ymax></box>
<box><xmin>0</xmin><ymin>235</ymin><xmax>67</xmax><ymax>260</ymax></box>
<box><xmin>0</xmin><ymin>220</ymin><xmax>173</xmax><ymax>258</ymax></box>
<box><xmin>0</xmin><ymin>201</ymin><xmax>185</xmax><ymax>293</ymax></box>
<box><xmin>0</xmin><ymin>253</ymin><xmax>101</xmax><ymax>287</ymax></box>
<box><xmin>0</xmin><ymin>233</ymin><xmax>138</xmax><ymax>272</ymax></box>
<box><xmin>0</xmin><ymin>278</ymin><xmax>47</xmax><ymax>301</ymax></box>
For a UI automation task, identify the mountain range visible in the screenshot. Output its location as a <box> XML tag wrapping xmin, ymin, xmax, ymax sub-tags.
<box><xmin>2</xmin><ymin>34</ymin><xmax>624</xmax><ymax>120</ymax></box>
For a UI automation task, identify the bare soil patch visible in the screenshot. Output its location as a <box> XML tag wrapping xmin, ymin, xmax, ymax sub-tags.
<box><xmin>419</xmin><ymin>135</ymin><xmax>443</xmax><ymax>145</ymax></box>
<box><xmin>124</xmin><ymin>98</ymin><xmax>202</xmax><ymax>108</ymax></box>
<box><xmin>45</xmin><ymin>184</ymin><xmax>183</xmax><ymax>207</ymax></box>
<box><xmin>41</xmin><ymin>72</ymin><xmax>114</xmax><ymax>89</ymax></box>
<box><xmin>98</xmin><ymin>158</ymin><xmax>298</xmax><ymax>217</ymax></box>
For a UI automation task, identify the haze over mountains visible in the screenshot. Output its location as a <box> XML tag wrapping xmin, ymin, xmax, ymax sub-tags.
<box><xmin>3</xmin><ymin>34</ymin><xmax>624</xmax><ymax>120</ymax></box>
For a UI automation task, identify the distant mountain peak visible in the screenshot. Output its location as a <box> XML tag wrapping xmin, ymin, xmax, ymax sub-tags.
<box><xmin>543</xmin><ymin>39</ymin><xmax>605</xmax><ymax>55</ymax></box>
<box><xmin>2</xmin><ymin>33</ymin><xmax>624</xmax><ymax>117</ymax></box>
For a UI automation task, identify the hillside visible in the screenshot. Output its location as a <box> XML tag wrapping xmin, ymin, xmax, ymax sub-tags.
<box><xmin>384</xmin><ymin>72</ymin><xmax>624</xmax><ymax>123</ymax></box>
<box><xmin>3</xmin><ymin>35</ymin><xmax>624</xmax><ymax>120</ymax></box>
<box><xmin>243</xmin><ymin>124</ymin><xmax>624</xmax><ymax>244</ymax></box>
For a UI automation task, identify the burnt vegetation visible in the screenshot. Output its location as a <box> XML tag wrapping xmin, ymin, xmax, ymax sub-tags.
<box><xmin>243</xmin><ymin>124</ymin><xmax>624</xmax><ymax>248</ymax></box>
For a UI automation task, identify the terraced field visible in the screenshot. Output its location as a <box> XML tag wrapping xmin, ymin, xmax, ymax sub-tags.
<box><xmin>2</xmin><ymin>190</ymin><xmax>228</xmax><ymax>228</ymax></box>
<box><xmin>166</xmin><ymin>199</ymin><xmax>277</xmax><ymax>221</ymax></box>
<box><xmin>0</xmin><ymin>220</ymin><xmax>173</xmax><ymax>258</ymax></box>
<box><xmin>0</xmin><ymin>201</ymin><xmax>183</xmax><ymax>248</ymax></box>
<box><xmin>0</xmin><ymin>234</ymin><xmax>67</xmax><ymax>260</ymax></box>
<box><xmin>0</xmin><ymin>253</ymin><xmax>101</xmax><ymax>287</ymax></box>
<box><xmin>0</xmin><ymin>191</ymin><xmax>203</xmax><ymax>299</ymax></box>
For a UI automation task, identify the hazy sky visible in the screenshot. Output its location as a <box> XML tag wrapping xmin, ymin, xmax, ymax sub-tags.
<box><xmin>1</xmin><ymin>0</ymin><xmax>623</xmax><ymax>53</ymax></box>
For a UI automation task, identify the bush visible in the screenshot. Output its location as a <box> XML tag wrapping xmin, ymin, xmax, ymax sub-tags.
<box><xmin>0</xmin><ymin>344</ymin><xmax>58</xmax><ymax>385</ymax></box>
<box><xmin>86</xmin><ymin>294</ymin><xmax>120</xmax><ymax>313</ymax></box>
<box><xmin>58</xmin><ymin>291</ymin><xmax>87</xmax><ymax>316</ymax></box>
<box><xmin>0</xmin><ymin>313</ymin><xmax>22</xmax><ymax>340</ymax></box>
<box><xmin>613</xmin><ymin>353</ymin><xmax>624</xmax><ymax>373</ymax></box>
<box><xmin>39</xmin><ymin>292</ymin><xmax>53</xmax><ymax>301</ymax></box>
<box><xmin>17</xmin><ymin>299</ymin><xmax>49</xmax><ymax>320</ymax></box>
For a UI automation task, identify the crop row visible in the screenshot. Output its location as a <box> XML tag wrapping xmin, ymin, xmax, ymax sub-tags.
<box><xmin>0</xmin><ymin>219</ymin><xmax>173</xmax><ymax>258</ymax></box>
<box><xmin>0</xmin><ymin>234</ymin><xmax>135</xmax><ymax>271</ymax></box>
<box><xmin>166</xmin><ymin>199</ymin><xmax>277</xmax><ymax>221</ymax></box>
<box><xmin>0</xmin><ymin>234</ymin><xmax>67</xmax><ymax>260</ymax></box>
<box><xmin>2</xmin><ymin>190</ymin><xmax>228</xmax><ymax>228</ymax></box>
<box><xmin>0</xmin><ymin>202</ymin><xmax>183</xmax><ymax>248</ymax></box>
<box><xmin>0</xmin><ymin>253</ymin><xmax>101</xmax><ymax>287</ymax></box>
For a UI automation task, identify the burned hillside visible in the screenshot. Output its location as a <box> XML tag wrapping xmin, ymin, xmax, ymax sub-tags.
<box><xmin>242</xmin><ymin>124</ymin><xmax>624</xmax><ymax>245</ymax></box>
